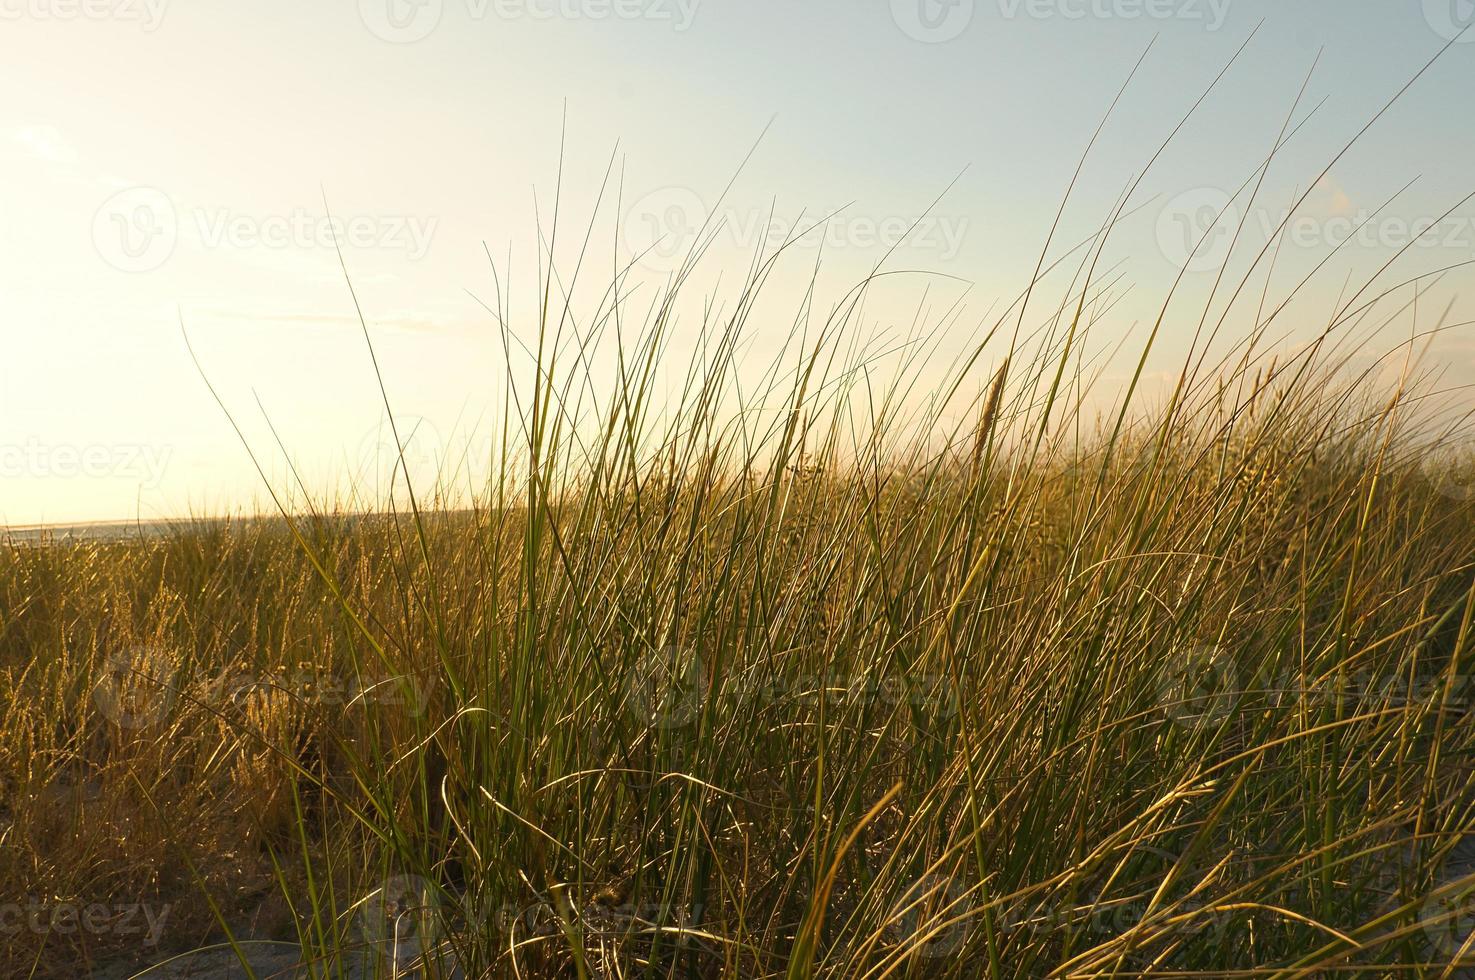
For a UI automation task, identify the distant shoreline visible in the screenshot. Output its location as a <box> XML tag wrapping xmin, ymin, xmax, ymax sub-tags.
<box><xmin>1</xmin><ymin>511</ymin><xmax>476</xmax><ymax>545</ymax></box>
<box><xmin>2</xmin><ymin>515</ymin><xmax>296</xmax><ymax>545</ymax></box>
<box><xmin>1</xmin><ymin>518</ymin><xmax>221</xmax><ymax>544</ymax></box>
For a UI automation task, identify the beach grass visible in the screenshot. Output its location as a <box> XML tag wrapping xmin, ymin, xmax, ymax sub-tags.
<box><xmin>6</xmin><ymin>86</ymin><xmax>1475</xmax><ymax>977</ymax></box>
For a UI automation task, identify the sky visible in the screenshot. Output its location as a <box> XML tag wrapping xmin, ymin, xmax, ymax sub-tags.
<box><xmin>3</xmin><ymin>0</ymin><xmax>1475</xmax><ymax>525</ymax></box>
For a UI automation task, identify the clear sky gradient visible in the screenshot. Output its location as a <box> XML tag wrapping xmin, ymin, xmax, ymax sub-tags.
<box><xmin>4</xmin><ymin>0</ymin><xmax>1474</xmax><ymax>524</ymax></box>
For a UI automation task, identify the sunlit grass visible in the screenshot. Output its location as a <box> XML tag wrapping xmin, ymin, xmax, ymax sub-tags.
<box><xmin>6</xmin><ymin>58</ymin><xmax>1475</xmax><ymax>977</ymax></box>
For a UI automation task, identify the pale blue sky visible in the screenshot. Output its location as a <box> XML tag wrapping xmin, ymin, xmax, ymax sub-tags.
<box><xmin>3</xmin><ymin>0</ymin><xmax>1473</xmax><ymax>523</ymax></box>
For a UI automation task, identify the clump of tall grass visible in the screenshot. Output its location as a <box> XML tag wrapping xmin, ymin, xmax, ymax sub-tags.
<box><xmin>6</xmin><ymin>50</ymin><xmax>1475</xmax><ymax>980</ymax></box>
